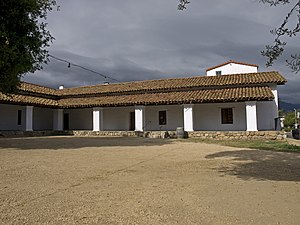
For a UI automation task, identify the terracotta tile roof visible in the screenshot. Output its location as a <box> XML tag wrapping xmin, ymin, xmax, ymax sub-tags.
<box><xmin>0</xmin><ymin>92</ymin><xmax>58</xmax><ymax>107</ymax></box>
<box><xmin>58</xmin><ymin>86</ymin><xmax>274</xmax><ymax>108</ymax></box>
<box><xmin>57</xmin><ymin>71</ymin><xmax>285</xmax><ymax>96</ymax></box>
<box><xmin>0</xmin><ymin>72</ymin><xmax>285</xmax><ymax>108</ymax></box>
<box><xmin>206</xmin><ymin>60</ymin><xmax>259</xmax><ymax>71</ymax></box>
<box><xmin>19</xmin><ymin>82</ymin><xmax>58</xmax><ymax>96</ymax></box>
<box><xmin>16</xmin><ymin>71</ymin><xmax>285</xmax><ymax>97</ymax></box>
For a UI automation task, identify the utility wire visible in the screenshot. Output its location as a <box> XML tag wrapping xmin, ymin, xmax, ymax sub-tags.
<box><xmin>48</xmin><ymin>54</ymin><xmax>122</xmax><ymax>84</ymax></box>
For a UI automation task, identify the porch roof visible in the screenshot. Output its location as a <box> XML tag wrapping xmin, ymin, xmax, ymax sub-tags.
<box><xmin>58</xmin><ymin>86</ymin><xmax>273</xmax><ymax>108</ymax></box>
<box><xmin>0</xmin><ymin>92</ymin><xmax>58</xmax><ymax>108</ymax></box>
<box><xmin>0</xmin><ymin>71</ymin><xmax>285</xmax><ymax>108</ymax></box>
<box><xmin>0</xmin><ymin>86</ymin><xmax>273</xmax><ymax>108</ymax></box>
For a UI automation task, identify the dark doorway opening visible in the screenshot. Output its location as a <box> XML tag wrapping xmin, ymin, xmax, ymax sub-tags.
<box><xmin>130</xmin><ymin>112</ymin><xmax>135</xmax><ymax>131</ymax></box>
<box><xmin>63</xmin><ymin>113</ymin><xmax>69</xmax><ymax>130</ymax></box>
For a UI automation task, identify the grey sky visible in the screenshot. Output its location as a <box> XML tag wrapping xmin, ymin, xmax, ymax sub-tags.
<box><xmin>23</xmin><ymin>0</ymin><xmax>300</xmax><ymax>104</ymax></box>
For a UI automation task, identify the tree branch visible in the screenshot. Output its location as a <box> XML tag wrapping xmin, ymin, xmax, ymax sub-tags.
<box><xmin>261</xmin><ymin>0</ymin><xmax>300</xmax><ymax>72</ymax></box>
<box><xmin>178</xmin><ymin>0</ymin><xmax>190</xmax><ymax>10</ymax></box>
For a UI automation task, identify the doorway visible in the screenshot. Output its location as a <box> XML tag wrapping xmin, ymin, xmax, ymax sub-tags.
<box><xmin>130</xmin><ymin>112</ymin><xmax>135</xmax><ymax>131</ymax></box>
<box><xmin>63</xmin><ymin>113</ymin><xmax>69</xmax><ymax>130</ymax></box>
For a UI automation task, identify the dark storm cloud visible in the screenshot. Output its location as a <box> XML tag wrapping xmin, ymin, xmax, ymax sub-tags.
<box><xmin>23</xmin><ymin>0</ymin><xmax>300</xmax><ymax>103</ymax></box>
<box><xmin>25</xmin><ymin>50</ymin><xmax>165</xmax><ymax>88</ymax></box>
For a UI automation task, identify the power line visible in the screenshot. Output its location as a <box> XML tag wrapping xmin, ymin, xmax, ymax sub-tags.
<box><xmin>48</xmin><ymin>54</ymin><xmax>122</xmax><ymax>83</ymax></box>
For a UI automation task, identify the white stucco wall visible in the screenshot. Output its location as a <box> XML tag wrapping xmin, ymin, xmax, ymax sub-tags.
<box><xmin>193</xmin><ymin>102</ymin><xmax>247</xmax><ymax>131</ymax></box>
<box><xmin>1</xmin><ymin>100</ymin><xmax>278</xmax><ymax>132</ymax></box>
<box><xmin>257</xmin><ymin>101</ymin><xmax>277</xmax><ymax>130</ymax></box>
<box><xmin>0</xmin><ymin>104</ymin><xmax>25</xmax><ymax>130</ymax></box>
<box><xmin>33</xmin><ymin>107</ymin><xmax>53</xmax><ymax>130</ymax></box>
<box><xmin>145</xmin><ymin>105</ymin><xmax>183</xmax><ymax>131</ymax></box>
<box><xmin>207</xmin><ymin>63</ymin><xmax>258</xmax><ymax>76</ymax></box>
<box><xmin>255</xmin><ymin>84</ymin><xmax>278</xmax><ymax>130</ymax></box>
<box><xmin>65</xmin><ymin>108</ymin><xmax>93</xmax><ymax>130</ymax></box>
<box><xmin>103</xmin><ymin>107</ymin><xmax>135</xmax><ymax>131</ymax></box>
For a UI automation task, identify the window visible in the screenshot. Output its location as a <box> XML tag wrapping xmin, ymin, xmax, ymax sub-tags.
<box><xmin>159</xmin><ymin>111</ymin><xmax>167</xmax><ymax>125</ymax></box>
<box><xmin>216</xmin><ymin>71</ymin><xmax>222</xmax><ymax>76</ymax></box>
<box><xmin>17</xmin><ymin>110</ymin><xmax>22</xmax><ymax>125</ymax></box>
<box><xmin>221</xmin><ymin>108</ymin><xmax>233</xmax><ymax>124</ymax></box>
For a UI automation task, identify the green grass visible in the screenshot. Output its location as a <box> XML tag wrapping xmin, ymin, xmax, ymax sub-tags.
<box><xmin>185</xmin><ymin>138</ymin><xmax>300</xmax><ymax>153</ymax></box>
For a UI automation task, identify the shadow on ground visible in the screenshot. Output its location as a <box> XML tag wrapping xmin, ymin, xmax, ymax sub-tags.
<box><xmin>0</xmin><ymin>136</ymin><xmax>171</xmax><ymax>150</ymax></box>
<box><xmin>205</xmin><ymin>149</ymin><xmax>300</xmax><ymax>182</ymax></box>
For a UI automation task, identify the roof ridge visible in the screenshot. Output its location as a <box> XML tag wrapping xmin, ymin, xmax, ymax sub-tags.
<box><xmin>206</xmin><ymin>60</ymin><xmax>259</xmax><ymax>71</ymax></box>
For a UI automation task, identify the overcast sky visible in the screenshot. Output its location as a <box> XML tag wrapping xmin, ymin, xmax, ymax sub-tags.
<box><xmin>23</xmin><ymin>0</ymin><xmax>300</xmax><ymax>104</ymax></box>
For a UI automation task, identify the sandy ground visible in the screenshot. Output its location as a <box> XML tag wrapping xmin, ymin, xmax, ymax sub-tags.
<box><xmin>0</xmin><ymin>136</ymin><xmax>300</xmax><ymax>225</ymax></box>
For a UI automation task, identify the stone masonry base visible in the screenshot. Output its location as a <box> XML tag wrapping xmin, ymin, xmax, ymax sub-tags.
<box><xmin>0</xmin><ymin>130</ymin><xmax>285</xmax><ymax>140</ymax></box>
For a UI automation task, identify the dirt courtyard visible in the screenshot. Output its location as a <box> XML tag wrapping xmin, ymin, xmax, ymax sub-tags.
<box><xmin>0</xmin><ymin>137</ymin><xmax>300</xmax><ymax>225</ymax></box>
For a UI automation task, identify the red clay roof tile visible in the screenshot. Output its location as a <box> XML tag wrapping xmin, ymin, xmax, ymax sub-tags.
<box><xmin>58</xmin><ymin>86</ymin><xmax>274</xmax><ymax>108</ymax></box>
<box><xmin>57</xmin><ymin>71</ymin><xmax>285</xmax><ymax>96</ymax></box>
<box><xmin>0</xmin><ymin>71</ymin><xmax>285</xmax><ymax>108</ymax></box>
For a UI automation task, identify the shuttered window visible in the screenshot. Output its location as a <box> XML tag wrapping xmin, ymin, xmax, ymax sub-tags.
<box><xmin>216</xmin><ymin>71</ymin><xmax>222</xmax><ymax>76</ymax></box>
<box><xmin>159</xmin><ymin>111</ymin><xmax>167</xmax><ymax>125</ymax></box>
<box><xmin>221</xmin><ymin>108</ymin><xmax>233</xmax><ymax>124</ymax></box>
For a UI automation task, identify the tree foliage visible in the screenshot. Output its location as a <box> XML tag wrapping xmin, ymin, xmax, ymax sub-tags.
<box><xmin>283</xmin><ymin>111</ymin><xmax>297</xmax><ymax>130</ymax></box>
<box><xmin>178</xmin><ymin>0</ymin><xmax>190</xmax><ymax>10</ymax></box>
<box><xmin>260</xmin><ymin>0</ymin><xmax>300</xmax><ymax>72</ymax></box>
<box><xmin>178</xmin><ymin>0</ymin><xmax>300</xmax><ymax>73</ymax></box>
<box><xmin>0</xmin><ymin>0</ymin><xmax>56</xmax><ymax>93</ymax></box>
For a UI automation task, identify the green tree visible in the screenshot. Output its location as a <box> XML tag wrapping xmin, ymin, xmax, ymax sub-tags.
<box><xmin>0</xmin><ymin>0</ymin><xmax>56</xmax><ymax>93</ymax></box>
<box><xmin>178</xmin><ymin>0</ymin><xmax>300</xmax><ymax>73</ymax></box>
<box><xmin>283</xmin><ymin>111</ymin><xmax>296</xmax><ymax>130</ymax></box>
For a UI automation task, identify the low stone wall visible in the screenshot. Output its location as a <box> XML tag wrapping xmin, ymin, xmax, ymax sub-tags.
<box><xmin>0</xmin><ymin>130</ymin><xmax>63</xmax><ymax>137</ymax></box>
<box><xmin>143</xmin><ymin>131</ymin><xmax>177</xmax><ymax>139</ymax></box>
<box><xmin>71</xmin><ymin>131</ymin><xmax>138</xmax><ymax>137</ymax></box>
<box><xmin>188</xmin><ymin>131</ymin><xmax>285</xmax><ymax>140</ymax></box>
<box><xmin>142</xmin><ymin>131</ymin><xmax>285</xmax><ymax>140</ymax></box>
<box><xmin>0</xmin><ymin>130</ymin><xmax>286</xmax><ymax>140</ymax></box>
<box><xmin>0</xmin><ymin>130</ymin><xmax>139</xmax><ymax>138</ymax></box>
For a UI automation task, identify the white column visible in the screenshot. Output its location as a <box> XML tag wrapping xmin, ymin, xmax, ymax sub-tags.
<box><xmin>25</xmin><ymin>106</ymin><xmax>33</xmax><ymax>131</ymax></box>
<box><xmin>270</xmin><ymin>84</ymin><xmax>279</xmax><ymax>118</ymax></box>
<box><xmin>93</xmin><ymin>107</ymin><xmax>103</xmax><ymax>131</ymax></box>
<box><xmin>135</xmin><ymin>106</ymin><xmax>145</xmax><ymax>132</ymax></box>
<box><xmin>53</xmin><ymin>109</ymin><xmax>63</xmax><ymax>131</ymax></box>
<box><xmin>246</xmin><ymin>101</ymin><xmax>258</xmax><ymax>131</ymax></box>
<box><xmin>183</xmin><ymin>104</ymin><xmax>194</xmax><ymax>131</ymax></box>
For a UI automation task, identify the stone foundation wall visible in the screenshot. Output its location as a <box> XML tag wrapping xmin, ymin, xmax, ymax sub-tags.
<box><xmin>0</xmin><ymin>130</ymin><xmax>286</xmax><ymax>140</ymax></box>
<box><xmin>71</xmin><ymin>131</ymin><xmax>138</xmax><ymax>137</ymax></box>
<box><xmin>0</xmin><ymin>130</ymin><xmax>62</xmax><ymax>137</ymax></box>
<box><xmin>0</xmin><ymin>130</ymin><xmax>138</xmax><ymax>138</ymax></box>
<box><xmin>188</xmin><ymin>131</ymin><xmax>285</xmax><ymax>141</ymax></box>
<box><xmin>142</xmin><ymin>131</ymin><xmax>285</xmax><ymax>140</ymax></box>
